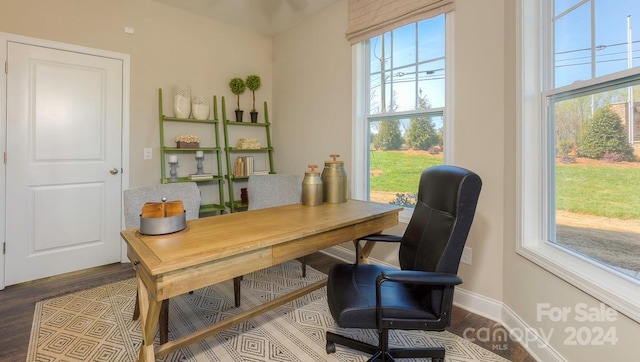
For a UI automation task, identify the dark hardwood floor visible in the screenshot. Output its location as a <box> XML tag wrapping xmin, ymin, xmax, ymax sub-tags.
<box><xmin>0</xmin><ymin>252</ymin><xmax>536</xmax><ymax>361</ymax></box>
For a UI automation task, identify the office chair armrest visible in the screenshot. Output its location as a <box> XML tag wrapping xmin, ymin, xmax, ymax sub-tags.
<box><xmin>374</xmin><ymin>271</ymin><xmax>462</xmax><ymax>330</ymax></box>
<box><xmin>378</xmin><ymin>271</ymin><xmax>462</xmax><ymax>286</ymax></box>
<box><xmin>353</xmin><ymin>234</ymin><xmax>402</xmax><ymax>264</ymax></box>
<box><xmin>357</xmin><ymin>234</ymin><xmax>402</xmax><ymax>243</ymax></box>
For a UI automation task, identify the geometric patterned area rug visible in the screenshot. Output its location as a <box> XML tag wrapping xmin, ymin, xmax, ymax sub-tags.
<box><xmin>28</xmin><ymin>260</ymin><xmax>509</xmax><ymax>361</ymax></box>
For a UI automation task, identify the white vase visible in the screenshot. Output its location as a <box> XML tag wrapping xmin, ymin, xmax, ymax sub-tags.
<box><xmin>174</xmin><ymin>84</ymin><xmax>191</xmax><ymax>118</ymax></box>
<box><xmin>191</xmin><ymin>95</ymin><xmax>210</xmax><ymax>120</ymax></box>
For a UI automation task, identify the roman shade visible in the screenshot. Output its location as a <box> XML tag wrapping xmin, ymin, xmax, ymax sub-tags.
<box><xmin>346</xmin><ymin>0</ymin><xmax>454</xmax><ymax>44</ymax></box>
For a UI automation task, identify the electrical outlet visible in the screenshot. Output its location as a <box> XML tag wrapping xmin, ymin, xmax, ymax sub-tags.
<box><xmin>143</xmin><ymin>148</ymin><xmax>152</xmax><ymax>160</ymax></box>
<box><xmin>461</xmin><ymin>247</ymin><xmax>472</xmax><ymax>265</ymax></box>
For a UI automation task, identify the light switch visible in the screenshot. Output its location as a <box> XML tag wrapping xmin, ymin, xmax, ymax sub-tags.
<box><xmin>143</xmin><ymin>148</ymin><xmax>152</xmax><ymax>160</ymax></box>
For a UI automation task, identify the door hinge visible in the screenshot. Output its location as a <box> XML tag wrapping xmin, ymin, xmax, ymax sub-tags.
<box><xmin>3</xmin><ymin>242</ymin><xmax>5</xmax><ymax>255</ymax></box>
<box><xmin>3</xmin><ymin>151</ymin><xmax>6</xmax><ymax>164</ymax></box>
<box><xmin>4</xmin><ymin>61</ymin><xmax>7</xmax><ymax>74</ymax></box>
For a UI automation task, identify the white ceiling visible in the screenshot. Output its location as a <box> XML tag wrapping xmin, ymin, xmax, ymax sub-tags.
<box><xmin>153</xmin><ymin>0</ymin><xmax>340</xmax><ymax>36</ymax></box>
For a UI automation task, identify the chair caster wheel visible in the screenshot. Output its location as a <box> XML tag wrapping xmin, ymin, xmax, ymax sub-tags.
<box><xmin>432</xmin><ymin>358</ymin><xmax>444</xmax><ymax>362</ymax></box>
<box><xmin>326</xmin><ymin>341</ymin><xmax>336</xmax><ymax>354</ymax></box>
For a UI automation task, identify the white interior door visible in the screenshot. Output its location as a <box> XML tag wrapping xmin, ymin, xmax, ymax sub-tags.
<box><xmin>4</xmin><ymin>41</ymin><xmax>123</xmax><ymax>285</ymax></box>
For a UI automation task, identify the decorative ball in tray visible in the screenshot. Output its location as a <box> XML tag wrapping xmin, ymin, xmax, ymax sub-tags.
<box><xmin>139</xmin><ymin>198</ymin><xmax>186</xmax><ymax>235</ymax></box>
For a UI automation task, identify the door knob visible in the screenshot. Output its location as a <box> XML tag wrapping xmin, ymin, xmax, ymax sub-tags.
<box><xmin>110</xmin><ymin>168</ymin><xmax>119</xmax><ymax>175</ymax></box>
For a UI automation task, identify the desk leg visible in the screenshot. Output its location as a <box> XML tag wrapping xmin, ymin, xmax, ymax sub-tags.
<box><xmin>136</xmin><ymin>276</ymin><xmax>161</xmax><ymax>362</ymax></box>
<box><xmin>353</xmin><ymin>239</ymin><xmax>377</xmax><ymax>264</ymax></box>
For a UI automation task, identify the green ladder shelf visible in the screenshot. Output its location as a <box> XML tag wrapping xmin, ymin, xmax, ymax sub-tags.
<box><xmin>158</xmin><ymin>88</ymin><xmax>226</xmax><ymax>215</ymax></box>
<box><xmin>219</xmin><ymin>96</ymin><xmax>275</xmax><ymax>212</ymax></box>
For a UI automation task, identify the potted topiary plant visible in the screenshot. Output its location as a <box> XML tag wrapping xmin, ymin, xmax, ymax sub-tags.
<box><xmin>245</xmin><ymin>74</ymin><xmax>261</xmax><ymax>123</ymax></box>
<box><xmin>229</xmin><ymin>77</ymin><xmax>246</xmax><ymax>122</ymax></box>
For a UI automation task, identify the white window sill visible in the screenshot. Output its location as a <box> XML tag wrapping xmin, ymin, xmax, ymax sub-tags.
<box><xmin>517</xmin><ymin>239</ymin><xmax>640</xmax><ymax>323</ymax></box>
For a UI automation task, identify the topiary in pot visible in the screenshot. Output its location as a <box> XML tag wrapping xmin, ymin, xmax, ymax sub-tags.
<box><xmin>245</xmin><ymin>74</ymin><xmax>261</xmax><ymax>123</ymax></box>
<box><xmin>229</xmin><ymin>77</ymin><xmax>246</xmax><ymax>121</ymax></box>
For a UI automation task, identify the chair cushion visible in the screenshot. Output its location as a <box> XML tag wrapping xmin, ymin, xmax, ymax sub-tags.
<box><xmin>327</xmin><ymin>263</ymin><xmax>437</xmax><ymax>329</ymax></box>
<box><xmin>247</xmin><ymin>174</ymin><xmax>303</xmax><ymax>210</ymax></box>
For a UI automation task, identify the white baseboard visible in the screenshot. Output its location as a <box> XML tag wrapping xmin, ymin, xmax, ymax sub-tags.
<box><xmin>320</xmin><ymin>246</ymin><xmax>565</xmax><ymax>362</ymax></box>
<box><xmin>321</xmin><ymin>245</ymin><xmax>356</xmax><ymax>264</ymax></box>
<box><xmin>452</xmin><ymin>288</ymin><xmax>565</xmax><ymax>362</ymax></box>
<box><xmin>500</xmin><ymin>304</ymin><xmax>567</xmax><ymax>362</ymax></box>
<box><xmin>452</xmin><ymin>287</ymin><xmax>504</xmax><ymax>321</ymax></box>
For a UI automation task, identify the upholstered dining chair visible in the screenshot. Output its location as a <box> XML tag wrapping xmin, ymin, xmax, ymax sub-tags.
<box><xmin>123</xmin><ymin>182</ymin><xmax>234</xmax><ymax>344</ymax></box>
<box><xmin>247</xmin><ymin>174</ymin><xmax>303</xmax><ymax>211</ymax></box>
<box><xmin>248</xmin><ymin>174</ymin><xmax>304</xmax><ymax>274</ymax></box>
<box><xmin>325</xmin><ymin>165</ymin><xmax>482</xmax><ymax>362</ymax></box>
<box><xmin>248</xmin><ymin>175</ymin><xmax>304</xmax><ymax>272</ymax></box>
<box><xmin>229</xmin><ymin>174</ymin><xmax>306</xmax><ymax>305</ymax></box>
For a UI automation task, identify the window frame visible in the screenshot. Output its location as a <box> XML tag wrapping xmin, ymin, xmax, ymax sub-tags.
<box><xmin>352</xmin><ymin>13</ymin><xmax>455</xmax><ymax>223</ymax></box>
<box><xmin>517</xmin><ymin>0</ymin><xmax>640</xmax><ymax>323</ymax></box>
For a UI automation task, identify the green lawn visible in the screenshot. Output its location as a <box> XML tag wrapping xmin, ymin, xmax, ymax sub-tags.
<box><xmin>369</xmin><ymin>150</ymin><xmax>640</xmax><ymax>220</ymax></box>
<box><xmin>369</xmin><ymin>150</ymin><xmax>442</xmax><ymax>193</ymax></box>
<box><xmin>556</xmin><ymin>164</ymin><xmax>640</xmax><ymax>219</ymax></box>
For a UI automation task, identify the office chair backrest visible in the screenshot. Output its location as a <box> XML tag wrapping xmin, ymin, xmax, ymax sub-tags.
<box><xmin>399</xmin><ymin>165</ymin><xmax>482</xmax><ymax>275</ymax></box>
<box><xmin>247</xmin><ymin>174</ymin><xmax>303</xmax><ymax>210</ymax></box>
<box><xmin>123</xmin><ymin>182</ymin><xmax>201</xmax><ymax>229</ymax></box>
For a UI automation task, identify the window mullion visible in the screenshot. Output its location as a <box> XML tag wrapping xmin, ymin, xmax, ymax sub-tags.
<box><xmin>590</xmin><ymin>0</ymin><xmax>596</xmax><ymax>78</ymax></box>
<box><xmin>543</xmin><ymin>0</ymin><xmax>555</xmax><ymax>91</ymax></box>
<box><xmin>546</xmin><ymin>95</ymin><xmax>557</xmax><ymax>244</ymax></box>
<box><xmin>415</xmin><ymin>24</ymin><xmax>419</xmax><ymax>110</ymax></box>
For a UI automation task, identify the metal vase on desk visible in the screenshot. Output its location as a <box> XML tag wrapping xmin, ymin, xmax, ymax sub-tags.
<box><xmin>321</xmin><ymin>154</ymin><xmax>347</xmax><ymax>203</ymax></box>
<box><xmin>302</xmin><ymin>164</ymin><xmax>323</xmax><ymax>206</ymax></box>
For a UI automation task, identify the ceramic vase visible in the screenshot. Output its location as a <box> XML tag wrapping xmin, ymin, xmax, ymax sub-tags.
<box><xmin>192</xmin><ymin>95</ymin><xmax>210</xmax><ymax>120</ymax></box>
<box><xmin>174</xmin><ymin>84</ymin><xmax>191</xmax><ymax>118</ymax></box>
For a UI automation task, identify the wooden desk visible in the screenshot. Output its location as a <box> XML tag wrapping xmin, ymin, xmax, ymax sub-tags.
<box><xmin>121</xmin><ymin>200</ymin><xmax>400</xmax><ymax>361</ymax></box>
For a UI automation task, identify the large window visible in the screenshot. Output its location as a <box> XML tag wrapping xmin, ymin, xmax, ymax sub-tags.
<box><xmin>519</xmin><ymin>0</ymin><xmax>640</xmax><ymax>322</ymax></box>
<box><xmin>353</xmin><ymin>14</ymin><xmax>449</xmax><ymax>215</ymax></box>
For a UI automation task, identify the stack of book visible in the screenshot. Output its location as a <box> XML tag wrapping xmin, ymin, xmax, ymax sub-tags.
<box><xmin>233</xmin><ymin>156</ymin><xmax>254</xmax><ymax>177</ymax></box>
<box><xmin>189</xmin><ymin>173</ymin><xmax>214</xmax><ymax>181</ymax></box>
<box><xmin>244</xmin><ymin>156</ymin><xmax>254</xmax><ymax>176</ymax></box>
<box><xmin>232</xmin><ymin>156</ymin><xmax>270</xmax><ymax>177</ymax></box>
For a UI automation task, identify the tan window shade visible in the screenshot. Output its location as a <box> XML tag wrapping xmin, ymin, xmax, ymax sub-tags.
<box><xmin>346</xmin><ymin>0</ymin><xmax>454</xmax><ymax>44</ymax></box>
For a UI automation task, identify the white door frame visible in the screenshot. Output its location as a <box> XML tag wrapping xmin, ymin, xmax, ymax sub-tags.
<box><xmin>0</xmin><ymin>32</ymin><xmax>131</xmax><ymax>290</ymax></box>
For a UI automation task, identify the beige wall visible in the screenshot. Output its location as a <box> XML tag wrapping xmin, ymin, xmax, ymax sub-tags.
<box><xmin>451</xmin><ymin>0</ymin><xmax>505</xmax><ymax>302</ymax></box>
<box><xmin>0</xmin><ymin>0</ymin><xmax>273</xmax><ymax>190</ymax></box>
<box><xmin>2</xmin><ymin>0</ymin><xmax>639</xmax><ymax>360</ymax></box>
<box><xmin>272</xmin><ymin>0</ymin><xmax>352</xmax><ymax>175</ymax></box>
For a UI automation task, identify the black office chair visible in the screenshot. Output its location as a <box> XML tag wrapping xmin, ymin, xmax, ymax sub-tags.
<box><xmin>325</xmin><ymin>165</ymin><xmax>482</xmax><ymax>362</ymax></box>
